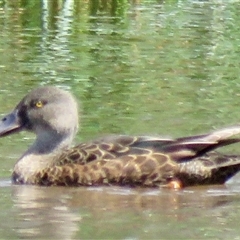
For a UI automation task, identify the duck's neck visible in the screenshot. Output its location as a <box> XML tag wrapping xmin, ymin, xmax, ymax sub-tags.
<box><xmin>27</xmin><ymin>130</ymin><xmax>73</xmax><ymax>155</ymax></box>
<box><xmin>12</xmin><ymin>130</ymin><xmax>74</xmax><ymax>184</ymax></box>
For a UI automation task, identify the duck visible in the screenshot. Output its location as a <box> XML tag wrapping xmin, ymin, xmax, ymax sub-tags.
<box><xmin>1</xmin><ymin>86</ymin><xmax>240</xmax><ymax>188</ymax></box>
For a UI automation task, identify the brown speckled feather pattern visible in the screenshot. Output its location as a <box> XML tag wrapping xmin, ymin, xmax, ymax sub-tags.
<box><xmin>13</xmin><ymin>128</ymin><xmax>240</xmax><ymax>187</ymax></box>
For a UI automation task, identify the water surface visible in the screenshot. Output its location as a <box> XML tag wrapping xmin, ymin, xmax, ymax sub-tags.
<box><xmin>0</xmin><ymin>0</ymin><xmax>240</xmax><ymax>239</ymax></box>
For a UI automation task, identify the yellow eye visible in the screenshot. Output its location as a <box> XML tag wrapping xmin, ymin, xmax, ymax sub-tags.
<box><xmin>35</xmin><ymin>101</ymin><xmax>43</xmax><ymax>108</ymax></box>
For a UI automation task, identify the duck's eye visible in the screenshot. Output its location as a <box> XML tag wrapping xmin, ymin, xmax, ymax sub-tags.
<box><xmin>35</xmin><ymin>100</ymin><xmax>43</xmax><ymax>108</ymax></box>
<box><xmin>30</xmin><ymin>99</ymin><xmax>47</xmax><ymax>109</ymax></box>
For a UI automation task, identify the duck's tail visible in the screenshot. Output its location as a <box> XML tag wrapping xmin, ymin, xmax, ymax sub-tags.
<box><xmin>177</xmin><ymin>152</ymin><xmax>240</xmax><ymax>186</ymax></box>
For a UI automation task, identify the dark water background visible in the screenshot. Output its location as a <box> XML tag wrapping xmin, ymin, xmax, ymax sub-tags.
<box><xmin>1</xmin><ymin>0</ymin><xmax>240</xmax><ymax>239</ymax></box>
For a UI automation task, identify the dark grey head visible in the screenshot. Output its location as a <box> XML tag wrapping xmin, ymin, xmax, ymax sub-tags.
<box><xmin>0</xmin><ymin>86</ymin><xmax>79</xmax><ymax>153</ymax></box>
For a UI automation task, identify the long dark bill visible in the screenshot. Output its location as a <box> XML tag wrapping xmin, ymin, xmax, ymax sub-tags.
<box><xmin>0</xmin><ymin>110</ymin><xmax>22</xmax><ymax>137</ymax></box>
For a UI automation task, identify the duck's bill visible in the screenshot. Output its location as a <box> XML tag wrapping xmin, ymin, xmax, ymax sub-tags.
<box><xmin>0</xmin><ymin>110</ymin><xmax>22</xmax><ymax>137</ymax></box>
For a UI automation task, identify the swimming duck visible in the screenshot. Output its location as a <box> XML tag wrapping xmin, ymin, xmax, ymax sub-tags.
<box><xmin>1</xmin><ymin>86</ymin><xmax>240</xmax><ymax>188</ymax></box>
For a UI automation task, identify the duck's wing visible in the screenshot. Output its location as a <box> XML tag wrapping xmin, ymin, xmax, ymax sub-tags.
<box><xmin>56</xmin><ymin>135</ymin><xmax>175</xmax><ymax>165</ymax></box>
<box><xmin>57</xmin><ymin>125</ymin><xmax>240</xmax><ymax>165</ymax></box>
<box><xmin>161</xmin><ymin>125</ymin><xmax>240</xmax><ymax>161</ymax></box>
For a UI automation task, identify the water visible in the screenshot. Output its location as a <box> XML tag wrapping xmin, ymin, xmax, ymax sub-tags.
<box><xmin>2</xmin><ymin>184</ymin><xmax>240</xmax><ymax>239</ymax></box>
<box><xmin>0</xmin><ymin>183</ymin><xmax>238</xmax><ymax>239</ymax></box>
<box><xmin>0</xmin><ymin>0</ymin><xmax>240</xmax><ymax>239</ymax></box>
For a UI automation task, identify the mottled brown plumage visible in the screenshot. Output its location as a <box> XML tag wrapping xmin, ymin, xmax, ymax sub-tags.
<box><xmin>1</xmin><ymin>86</ymin><xmax>240</xmax><ymax>188</ymax></box>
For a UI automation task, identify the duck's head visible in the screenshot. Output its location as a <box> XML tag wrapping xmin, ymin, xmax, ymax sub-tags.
<box><xmin>0</xmin><ymin>86</ymin><xmax>79</xmax><ymax>153</ymax></box>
